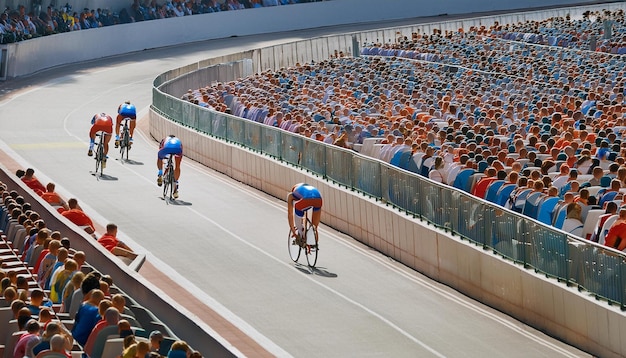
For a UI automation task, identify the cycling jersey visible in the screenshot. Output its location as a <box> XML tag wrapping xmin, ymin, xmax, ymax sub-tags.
<box><xmin>118</xmin><ymin>103</ymin><xmax>137</xmax><ymax>119</ymax></box>
<box><xmin>89</xmin><ymin>114</ymin><xmax>113</xmax><ymax>137</ymax></box>
<box><xmin>158</xmin><ymin>136</ymin><xmax>183</xmax><ymax>159</ymax></box>
<box><xmin>292</xmin><ymin>184</ymin><xmax>322</xmax><ymax>216</ymax></box>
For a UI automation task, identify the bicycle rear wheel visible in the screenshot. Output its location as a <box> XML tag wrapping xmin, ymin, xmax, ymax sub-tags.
<box><xmin>288</xmin><ymin>229</ymin><xmax>301</xmax><ymax>262</ymax></box>
<box><xmin>305</xmin><ymin>218</ymin><xmax>318</xmax><ymax>267</ymax></box>
<box><xmin>162</xmin><ymin>170</ymin><xmax>170</xmax><ymax>199</ymax></box>
<box><xmin>95</xmin><ymin>142</ymin><xmax>104</xmax><ymax>176</ymax></box>
<box><xmin>119</xmin><ymin>130</ymin><xmax>128</xmax><ymax>161</ymax></box>
<box><xmin>167</xmin><ymin>165</ymin><xmax>175</xmax><ymax>199</ymax></box>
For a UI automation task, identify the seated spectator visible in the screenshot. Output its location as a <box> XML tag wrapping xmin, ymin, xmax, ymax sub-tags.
<box><xmin>604</xmin><ymin>208</ymin><xmax>626</xmax><ymax>251</ymax></box>
<box><xmin>149</xmin><ymin>330</ymin><xmax>164</xmax><ymax>355</ymax></box>
<box><xmin>13</xmin><ymin>318</ymin><xmax>41</xmax><ymax>358</ymax></box>
<box><xmin>561</xmin><ymin>202</ymin><xmax>584</xmax><ymax>237</ymax></box>
<box><xmin>167</xmin><ymin>340</ymin><xmax>192</xmax><ymax>358</ymax></box>
<box><xmin>40</xmin><ymin>182</ymin><xmax>69</xmax><ymax>211</ymax></box>
<box><xmin>428</xmin><ymin>156</ymin><xmax>446</xmax><ymax>184</ymax></box>
<box><xmin>38</xmin><ymin>307</ymin><xmax>53</xmax><ymax>327</ymax></box>
<box><xmin>97</xmin><ymin>223</ymin><xmax>137</xmax><ymax>259</ymax></box>
<box><xmin>71</xmin><ymin>289</ymin><xmax>105</xmax><ymax>346</ymax></box>
<box><xmin>61</xmin><ymin>198</ymin><xmax>96</xmax><ymax>237</ymax></box>
<box><xmin>84</xmin><ymin>306</ymin><xmax>120</xmax><ymax>356</ymax></box>
<box><xmin>26</xmin><ymin>288</ymin><xmax>52</xmax><ymax>316</ymax></box>
<box><xmin>50</xmin><ymin>258</ymin><xmax>78</xmax><ymax>304</ymax></box>
<box><xmin>590</xmin><ymin>201</ymin><xmax>619</xmax><ymax>241</ymax></box>
<box><xmin>20</xmin><ymin>168</ymin><xmax>46</xmax><ymax>195</ymax></box>
<box><xmin>472</xmin><ymin>167</ymin><xmax>498</xmax><ymax>199</ymax></box>
<box><xmin>38</xmin><ymin>333</ymin><xmax>72</xmax><ymax>358</ymax></box>
<box><xmin>32</xmin><ymin>322</ymin><xmax>73</xmax><ymax>356</ymax></box>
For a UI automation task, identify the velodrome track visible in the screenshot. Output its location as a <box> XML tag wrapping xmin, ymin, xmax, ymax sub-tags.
<box><xmin>0</xmin><ymin>18</ymin><xmax>592</xmax><ymax>358</ymax></box>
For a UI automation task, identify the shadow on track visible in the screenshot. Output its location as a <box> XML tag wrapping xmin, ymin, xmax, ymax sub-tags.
<box><xmin>295</xmin><ymin>263</ymin><xmax>337</xmax><ymax>278</ymax></box>
<box><xmin>116</xmin><ymin>158</ymin><xmax>144</xmax><ymax>165</ymax></box>
<box><xmin>90</xmin><ymin>173</ymin><xmax>118</xmax><ymax>181</ymax></box>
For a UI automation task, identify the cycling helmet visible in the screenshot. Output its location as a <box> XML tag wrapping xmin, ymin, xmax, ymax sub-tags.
<box><xmin>291</xmin><ymin>182</ymin><xmax>306</xmax><ymax>192</ymax></box>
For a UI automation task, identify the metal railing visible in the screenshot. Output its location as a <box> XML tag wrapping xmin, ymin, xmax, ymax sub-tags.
<box><xmin>153</xmin><ymin>85</ymin><xmax>626</xmax><ymax>308</ymax></box>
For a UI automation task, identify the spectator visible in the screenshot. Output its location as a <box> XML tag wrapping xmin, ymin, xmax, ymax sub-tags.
<box><xmin>71</xmin><ymin>289</ymin><xmax>105</xmax><ymax>346</ymax></box>
<box><xmin>97</xmin><ymin>223</ymin><xmax>137</xmax><ymax>259</ymax></box>
<box><xmin>20</xmin><ymin>168</ymin><xmax>46</xmax><ymax>195</ymax></box>
<box><xmin>40</xmin><ymin>182</ymin><xmax>69</xmax><ymax>211</ymax></box>
<box><xmin>167</xmin><ymin>340</ymin><xmax>192</xmax><ymax>358</ymax></box>
<box><xmin>13</xmin><ymin>318</ymin><xmax>41</xmax><ymax>358</ymax></box>
<box><xmin>61</xmin><ymin>198</ymin><xmax>97</xmax><ymax>237</ymax></box>
<box><xmin>50</xmin><ymin>258</ymin><xmax>78</xmax><ymax>304</ymax></box>
<box><xmin>32</xmin><ymin>322</ymin><xmax>73</xmax><ymax>356</ymax></box>
<box><xmin>26</xmin><ymin>288</ymin><xmax>51</xmax><ymax>316</ymax></box>
<box><xmin>604</xmin><ymin>208</ymin><xmax>626</xmax><ymax>251</ymax></box>
<box><xmin>84</xmin><ymin>306</ymin><xmax>121</xmax><ymax>356</ymax></box>
<box><xmin>591</xmin><ymin>201</ymin><xmax>619</xmax><ymax>242</ymax></box>
<box><xmin>149</xmin><ymin>330</ymin><xmax>164</xmax><ymax>354</ymax></box>
<box><xmin>562</xmin><ymin>203</ymin><xmax>584</xmax><ymax>237</ymax></box>
<box><xmin>42</xmin><ymin>334</ymin><xmax>72</xmax><ymax>358</ymax></box>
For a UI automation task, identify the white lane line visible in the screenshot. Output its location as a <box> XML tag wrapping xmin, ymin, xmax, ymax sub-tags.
<box><xmin>182</xmin><ymin>204</ymin><xmax>447</xmax><ymax>358</ymax></box>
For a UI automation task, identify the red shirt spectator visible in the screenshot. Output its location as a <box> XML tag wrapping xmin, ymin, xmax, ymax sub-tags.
<box><xmin>20</xmin><ymin>168</ymin><xmax>46</xmax><ymax>195</ymax></box>
<box><xmin>61</xmin><ymin>198</ymin><xmax>96</xmax><ymax>235</ymax></box>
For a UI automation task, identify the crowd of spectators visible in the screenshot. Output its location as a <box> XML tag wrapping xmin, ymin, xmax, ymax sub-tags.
<box><xmin>0</xmin><ymin>0</ymin><xmax>327</xmax><ymax>44</ymax></box>
<box><xmin>1</xmin><ymin>172</ymin><xmax>198</xmax><ymax>357</ymax></box>
<box><xmin>180</xmin><ymin>8</ymin><xmax>626</xmax><ymax>249</ymax></box>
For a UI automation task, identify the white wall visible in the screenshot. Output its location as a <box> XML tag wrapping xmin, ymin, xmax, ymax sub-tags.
<box><xmin>1</xmin><ymin>0</ymin><xmax>609</xmax><ymax>78</ymax></box>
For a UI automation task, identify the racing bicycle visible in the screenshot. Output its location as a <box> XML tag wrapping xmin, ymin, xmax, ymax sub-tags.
<box><xmin>119</xmin><ymin>117</ymin><xmax>132</xmax><ymax>161</ymax></box>
<box><xmin>93</xmin><ymin>132</ymin><xmax>106</xmax><ymax>178</ymax></box>
<box><xmin>162</xmin><ymin>155</ymin><xmax>176</xmax><ymax>201</ymax></box>
<box><xmin>288</xmin><ymin>210</ymin><xmax>319</xmax><ymax>267</ymax></box>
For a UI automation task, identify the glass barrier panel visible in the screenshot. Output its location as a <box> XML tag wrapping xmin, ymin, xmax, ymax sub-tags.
<box><xmin>282</xmin><ymin>135</ymin><xmax>304</xmax><ymax>166</ymax></box>
<box><xmin>352</xmin><ymin>156</ymin><xmax>382</xmax><ymax>198</ymax></box>
<box><xmin>261</xmin><ymin>126</ymin><xmax>282</xmax><ymax>159</ymax></box>
<box><xmin>302</xmin><ymin>139</ymin><xmax>326</xmax><ymax>177</ymax></box>
<box><xmin>244</xmin><ymin>121</ymin><xmax>263</xmax><ymax>152</ymax></box>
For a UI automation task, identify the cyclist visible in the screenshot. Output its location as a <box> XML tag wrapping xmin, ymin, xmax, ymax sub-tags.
<box><xmin>115</xmin><ymin>100</ymin><xmax>137</xmax><ymax>148</ymax></box>
<box><xmin>87</xmin><ymin>113</ymin><xmax>113</xmax><ymax>168</ymax></box>
<box><xmin>157</xmin><ymin>135</ymin><xmax>183</xmax><ymax>199</ymax></box>
<box><xmin>287</xmin><ymin>183</ymin><xmax>323</xmax><ymax>244</ymax></box>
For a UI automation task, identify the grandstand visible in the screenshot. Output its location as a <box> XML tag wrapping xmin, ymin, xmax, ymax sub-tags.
<box><xmin>1</xmin><ymin>0</ymin><xmax>626</xmax><ymax>357</ymax></box>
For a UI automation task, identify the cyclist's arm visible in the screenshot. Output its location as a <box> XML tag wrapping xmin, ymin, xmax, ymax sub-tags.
<box><xmin>287</xmin><ymin>192</ymin><xmax>297</xmax><ymax>237</ymax></box>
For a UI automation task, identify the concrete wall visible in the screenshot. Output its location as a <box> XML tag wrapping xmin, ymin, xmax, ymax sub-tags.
<box><xmin>150</xmin><ymin>108</ymin><xmax>626</xmax><ymax>358</ymax></box>
<box><xmin>0</xmin><ymin>0</ymin><xmax>614</xmax><ymax>78</ymax></box>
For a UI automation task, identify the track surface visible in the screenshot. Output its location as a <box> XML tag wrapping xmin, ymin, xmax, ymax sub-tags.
<box><xmin>0</xmin><ymin>18</ymin><xmax>592</xmax><ymax>358</ymax></box>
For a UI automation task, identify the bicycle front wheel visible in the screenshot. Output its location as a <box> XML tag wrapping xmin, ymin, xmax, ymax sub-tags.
<box><xmin>305</xmin><ymin>219</ymin><xmax>318</xmax><ymax>267</ymax></box>
<box><xmin>287</xmin><ymin>229</ymin><xmax>301</xmax><ymax>263</ymax></box>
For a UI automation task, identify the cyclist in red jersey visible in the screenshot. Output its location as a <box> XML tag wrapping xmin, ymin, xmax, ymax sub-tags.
<box><xmin>87</xmin><ymin>113</ymin><xmax>114</xmax><ymax>167</ymax></box>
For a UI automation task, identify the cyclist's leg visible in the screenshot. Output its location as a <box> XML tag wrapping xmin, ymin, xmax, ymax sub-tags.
<box><xmin>114</xmin><ymin>114</ymin><xmax>122</xmax><ymax>139</ymax></box>
<box><xmin>173</xmin><ymin>155</ymin><xmax>182</xmax><ymax>198</ymax></box>
<box><xmin>293</xmin><ymin>208</ymin><xmax>305</xmax><ymax>239</ymax></box>
<box><xmin>311</xmin><ymin>208</ymin><xmax>321</xmax><ymax>244</ymax></box>
<box><xmin>156</xmin><ymin>150</ymin><xmax>165</xmax><ymax>186</ymax></box>
<box><xmin>102</xmin><ymin>133</ymin><xmax>112</xmax><ymax>156</ymax></box>
<box><xmin>129</xmin><ymin>117</ymin><xmax>136</xmax><ymax>140</ymax></box>
<box><xmin>173</xmin><ymin>155</ymin><xmax>182</xmax><ymax>181</ymax></box>
<box><xmin>88</xmin><ymin>126</ymin><xmax>97</xmax><ymax>156</ymax></box>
